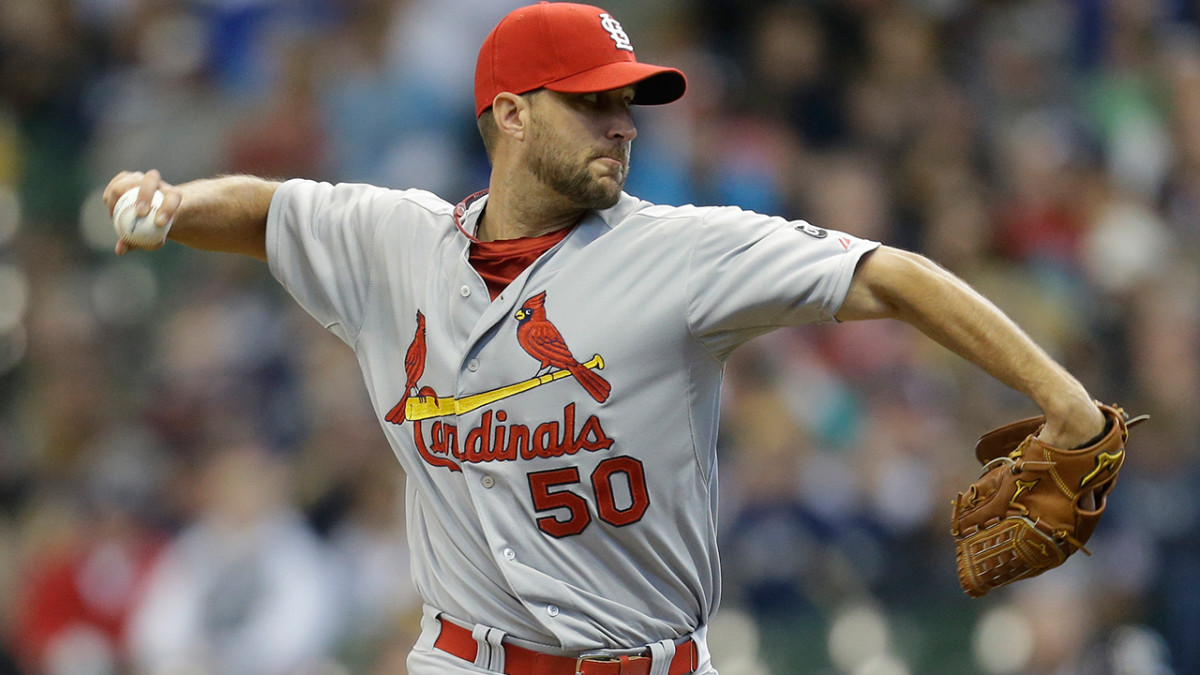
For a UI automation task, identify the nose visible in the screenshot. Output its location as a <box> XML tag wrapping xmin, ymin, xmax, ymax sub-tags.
<box><xmin>608</xmin><ymin>108</ymin><xmax>637</xmax><ymax>143</ymax></box>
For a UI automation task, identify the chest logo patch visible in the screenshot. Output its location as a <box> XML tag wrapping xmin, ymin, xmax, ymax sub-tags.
<box><xmin>384</xmin><ymin>294</ymin><xmax>613</xmax><ymax>472</ymax></box>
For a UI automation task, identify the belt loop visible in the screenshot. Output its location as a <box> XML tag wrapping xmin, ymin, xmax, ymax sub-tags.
<box><xmin>415</xmin><ymin>605</ymin><xmax>443</xmax><ymax>653</ymax></box>
<box><xmin>471</xmin><ymin>625</ymin><xmax>507</xmax><ymax>672</ymax></box>
<box><xmin>647</xmin><ymin>637</ymin><xmax>677</xmax><ymax>675</ymax></box>
<box><xmin>486</xmin><ymin>627</ymin><xmax>506</xmax><ymax>672</ymax></box>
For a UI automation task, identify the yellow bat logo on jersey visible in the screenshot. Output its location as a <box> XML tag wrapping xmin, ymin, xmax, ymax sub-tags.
<box><xmin>404</xmin><ymin>354</ymin><xmax>605</xmax><ymax>422</ymax></box>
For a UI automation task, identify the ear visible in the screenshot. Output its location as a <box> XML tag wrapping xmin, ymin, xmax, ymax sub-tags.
<box><xmin>492</xmin><ymin>92</ymin><xmax>530</xmax><ymax>143</ymax></box>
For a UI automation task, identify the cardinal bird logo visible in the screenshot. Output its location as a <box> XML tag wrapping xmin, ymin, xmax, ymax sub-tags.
<box><xmin>514</xmin><ymin>292</ymin><xmax>611</xmax><ymax>403</ymax></box>
<box><xmin>385</xmin><ymin>310</ymin><xmax>427</xmax><ymax>424</ymax></box>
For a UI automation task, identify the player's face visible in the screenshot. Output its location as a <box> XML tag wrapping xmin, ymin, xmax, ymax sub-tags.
<box><xmin>525</xmin><ymin>87</ymin><xmax>637</xmax><ymax>210</ymax></box>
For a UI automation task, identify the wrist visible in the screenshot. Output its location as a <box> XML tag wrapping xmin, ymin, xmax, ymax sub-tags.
<box><xmin>1037</xmin><ymin>397</ymin><xmax>1105</xmax><ymax>448</ymax></box>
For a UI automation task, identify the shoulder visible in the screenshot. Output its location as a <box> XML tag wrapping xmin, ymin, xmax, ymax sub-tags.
<box><xmin>601</xmin><ymin>195</ymin><xmax>801</xmax><ymax>245</ymax></box>
<box><xmin>274</xmin><ymin>179</ymin><xmax>454</xmax><ymax>221</ymax></box>
<box><xmin>599</xmin><ymin>193</ymin><xmax>738</xmax><ymax>231</ymax></box>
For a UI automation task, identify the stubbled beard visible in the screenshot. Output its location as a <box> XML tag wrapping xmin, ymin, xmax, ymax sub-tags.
<box><xmin>527</xmin><ymin>116</ymin><xmax>627</xmax><ymax>210</ymax></box>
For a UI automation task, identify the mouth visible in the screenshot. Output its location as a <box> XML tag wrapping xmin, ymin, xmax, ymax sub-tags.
<box><xmin>592</xmin><ymin>154</ymin><xmax>628</xmax><ymax>175</ymax></box>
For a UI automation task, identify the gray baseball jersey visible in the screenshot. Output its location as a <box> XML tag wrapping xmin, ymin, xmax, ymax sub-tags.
<box><xmin>266</xmin><ymin>180</ymin><xmax>878</xmax><ymax>652</ymax></box>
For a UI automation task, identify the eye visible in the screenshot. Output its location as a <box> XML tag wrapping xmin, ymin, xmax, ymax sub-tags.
<box><xmin>582</xmin><ymin>93</ymin><xmax>599</xmax><ymax>105</ymax></box>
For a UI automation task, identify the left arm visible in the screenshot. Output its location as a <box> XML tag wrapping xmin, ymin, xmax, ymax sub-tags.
<box><xmin>835</xmin><ymin>246</ymin><xmax>1105</xmax><ymax>447</ymax></box>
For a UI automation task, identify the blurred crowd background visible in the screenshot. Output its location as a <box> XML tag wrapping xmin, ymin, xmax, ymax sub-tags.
<box><xmin>0</xmin><ymin>0</ymin><xmax>1197</xmax><ymax>673</ymax></box>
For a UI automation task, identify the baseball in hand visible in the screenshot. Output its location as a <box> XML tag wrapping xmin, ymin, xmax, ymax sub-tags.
<box><xmin>112</xmin><ymin>187</ymin><xmax>170</xmax><ymax>247</ymax></box>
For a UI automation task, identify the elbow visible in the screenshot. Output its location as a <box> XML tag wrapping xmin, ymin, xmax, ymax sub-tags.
<box><xmin>836</xmin><ymin>246</ymin><xmax>945</xmax><ymax>322</ymax></box>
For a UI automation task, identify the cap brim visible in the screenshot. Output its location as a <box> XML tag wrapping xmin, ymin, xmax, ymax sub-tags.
<box><xmin>544</xmin><ymin>61</ymin><xmax>687</xmax><ymax>106</ymax></box>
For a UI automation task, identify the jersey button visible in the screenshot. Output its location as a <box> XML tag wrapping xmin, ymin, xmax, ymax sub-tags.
<box><xmin>481</xmin><ymin>476</ymin><xmax>495</xmax><ymax>488</ymax></box>
<box><xmin>546</xmin><ymin>604</ymin><xmax>560</xmax><ymax>617</ymax></box>
<box><xmin>459</xmin><ymin>285</ymin><xmax>471</xmax><ymax>297</ymax></box>
<box><xmin>467</xmin><ymin>359</ymin><xmax>480</xmax><ymax>372</ymax></box>
<box><xmin>503</xmin><ymin>547</ymin><xmax>515</xmax><ymax>561</ymax></box>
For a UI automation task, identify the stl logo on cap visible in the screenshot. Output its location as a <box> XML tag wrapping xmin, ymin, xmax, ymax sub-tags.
<box><xmin>473</xmin><ymin>2</ymin><xmax>687</xmax><ymax>117</ymax></box>
<box><xmin>599</xmin><ymin>13</ymin><xmax>633</xmax><ymax>52</ymax></box>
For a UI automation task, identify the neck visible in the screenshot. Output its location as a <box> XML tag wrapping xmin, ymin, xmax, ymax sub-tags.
<box><xmin>477</xmin><ymin>166</ymin><xmax>587</xmax><ymax>242</ymax></box>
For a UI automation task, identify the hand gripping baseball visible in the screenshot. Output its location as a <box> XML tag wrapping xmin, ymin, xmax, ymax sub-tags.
<box><xmin>951</xmin><ymin>403</ymin><xmax>1148</xmax><ymax>597</ymax></box>
<box><xmin>102</xmin><ymin>170</ymin><xmax>183</xmax><ymax>254</ymax></box>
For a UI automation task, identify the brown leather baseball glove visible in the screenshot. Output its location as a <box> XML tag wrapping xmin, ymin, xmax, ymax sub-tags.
<box><xmin>951</xmin><ymin>403</ymin><xmax>1148</xmax><ymax>597</ymax></box>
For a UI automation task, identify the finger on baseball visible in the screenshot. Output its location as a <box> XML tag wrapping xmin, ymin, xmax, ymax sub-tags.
<box><xmin>115</xmin><ymin>239</ymin><xmax>129</xmax><ymax>255</ymax></box>
<box><xmin>137</xmin><ymin>170</ymin><xmax>162</xmax><ymax>217</ymax></box>
<box><xmin>157</xmin><ymin>188</ymin><xmax>182</xmax><ymax>227</ymax></box>
<box><xmin>102</xmin><ymin>170</ymin><xmax>141</xmax><ymax>216</ymax></box>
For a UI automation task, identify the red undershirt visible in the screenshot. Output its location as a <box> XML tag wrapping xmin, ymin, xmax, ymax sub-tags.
<box><xmin>468</xmin><ymin>226</ymin><xmax>575</xmax><ymax>300</ymax></box>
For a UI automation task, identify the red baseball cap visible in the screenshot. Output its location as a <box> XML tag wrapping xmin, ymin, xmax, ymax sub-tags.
<box><xmin>474</xmin><ymin>2</ymin><xmax>687</xmax><ymax>117</ymax></box>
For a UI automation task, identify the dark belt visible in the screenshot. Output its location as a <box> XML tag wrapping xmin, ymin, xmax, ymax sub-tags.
<box><xmin>434</xmin><ymin>616</ymin><xmax>699</xmax><ymax>675</ymax></box>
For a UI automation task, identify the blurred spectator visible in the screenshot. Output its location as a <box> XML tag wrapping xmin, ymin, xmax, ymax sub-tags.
<box><xmin>0</xmin><ymin>0</ymin><xmax>96</xmax><ymax>231</ymax></box>
<box><xmin>125</xmin><ymin>442</ymin><xmax>340</xmax><ymax>675</ymax></box>
<box><xmin>84</xmin><ymin>2</ymin><xmax>239</xmax><ymax>189</ymax></box>
<box><xmin>225</xmin><ymin>37</ymin><xmax>328</xmax><ymax>179</ymax></box>
<box><xmin>7</xmin><ymin>421</ymin><xmax>169</xmax><ymax>674</ymax></box>
<box><xmin>326</xmin><ymin>458</ymin><xmax>421</xmax><ymax>670</ymax></box>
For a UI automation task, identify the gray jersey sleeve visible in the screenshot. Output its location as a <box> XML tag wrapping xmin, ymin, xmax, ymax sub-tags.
<box><xmin>266</xmin><ymin>179</ymin><xmax>421</xmax><ymax>345</ymax></box>
<box><xmin>685</xmin><ymin>205</ymin><xmax>879</xmax><ymax>359</ymax></box>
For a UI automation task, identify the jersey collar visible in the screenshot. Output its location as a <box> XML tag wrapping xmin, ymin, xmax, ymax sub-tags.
<box><xmin>455</xmin><ymin>190</ymin><xmax>641</xmax><ymax>244</ymax></box>
<box><xmin>453</xmin><ymin>189</ymin><xmax>490</xmax><ymax>243</ymax></box>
